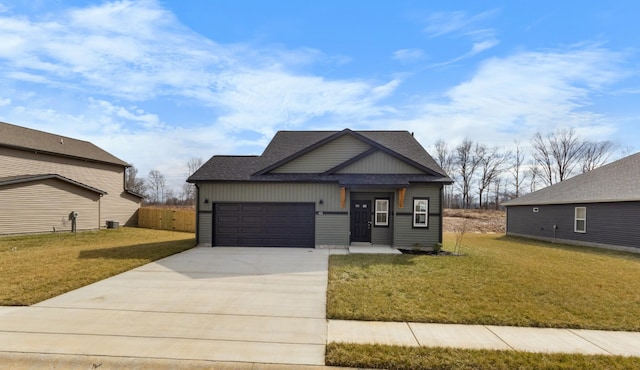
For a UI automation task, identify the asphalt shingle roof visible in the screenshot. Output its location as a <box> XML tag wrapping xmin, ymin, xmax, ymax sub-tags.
<box><xmin>503</xmin><ymin>151</ymin><xmax>640</xmax><ymax>206</ymax></box>
<box><xmin>188</xmin><ymin>129</ymin><xmax>452</xmax><ymax>183</ymax></box>
<box><xmin>0</xmin><ymin>174</ymin><xmax>107</xmax><ymax>194</ymax></box>
<box><xmin>0</xmin><ymin>121</ymin><xmax>129</xmax><ymax>167</ymax></box>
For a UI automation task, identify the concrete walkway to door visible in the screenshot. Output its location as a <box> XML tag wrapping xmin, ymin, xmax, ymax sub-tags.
<box><xmin>0</xmin><ymin>247</ymin><xmax>329</xmax><ymax>367</ymax></box>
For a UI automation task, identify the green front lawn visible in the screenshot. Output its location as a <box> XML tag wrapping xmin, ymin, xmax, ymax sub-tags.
<box><xmin>326</xmin><ymin>343</ymin><xmax>640</xmax><ymax>370</ymax></box>
<box><xmin>328</xmin><ymin>233</ymin><xmax>640</xmax><ymax>331</ymax></box>
<box><xmin>0</xmin><ymin>228</ymin><xmax>195</xmax><ymax>305</ymax></box>
<box><xmin>328</xmin><ymin>233</ymin><xmax>640</xmax><ymax>369</ymax></box>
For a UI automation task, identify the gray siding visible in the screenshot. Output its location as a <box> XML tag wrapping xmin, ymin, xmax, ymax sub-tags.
<box><xmin>0</xmin><ymin>147</ymin><xmax>140</xmax><ymax>227</ymax></box>
<box><xmin>198</xmin><ymin>182</ymin><xmax>341</xmax><ymax>210</ymax></box>
<box><xmin>197</xmin><ymin>182</ymin><xmax>347</xmax><ymax>246</ymax></box>
<box><xmin>271</xmin><ymin>135</ymin><xmax>371</xmax><ymax>173</ymax></box>
<box><xmin>393</xmin><ymin>215</ymin><xmax>441</xmax><ymax>248</ymax></box>
<box><xmin>0</xmin><ymin>179</ymin><xmax>100</xmax><ymax>235</ymax></box>
<box><xmin>506</xmin><ymin>202</ymin><xmax>640</xmax><ymax>251</ymax></box>
<box><xmin>338</xmin><ymin>150</ymin><xmax>424</xmax><ymax>174</ymax></box>
<box><xmin>393</xmin><ymin>183</ymin><xmax>442</xmax><ymax>248</ymax></box>
<box><xmin>196</xmin><ymin>181</ymin><xmax>444</xmax><ymax>248</ymax></box>
<box><xmin>316</xmin><ymin>214</ymin><xmax>349</xmax><ymax>246</ymax></box>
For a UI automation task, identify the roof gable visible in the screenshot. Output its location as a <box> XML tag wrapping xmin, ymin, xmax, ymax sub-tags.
<box><xmin>0</xmin><ymin>121</ymin><xmax>129</xmax><ymax>167</ymax></box>
<box><xmin>268</xmin><ymin>134</ymin><xmax>372</xmax><ymax>174</ymax></box>
<box><xmin>255</xmin><ymin>128</ymin><xmax>447</xmax><ymax>177</ymax></box>
<box><xmin>0</xmin><ymin>174</ymin><xmax>107</xmax><ymax>194</ymax></box>
<box><xmin>334</xmin><ymin>150</ymin><xmax>425</xmax><ymax>175</ymax></box>
<box><xmin>503</xmin><ymin>152</ymin><xmax>640</xmax><ymax>206</ymax></box>
<box><xmin>188</xmin><ymin>128</ymin><xmax>453</xmax><ymax>183</ymax></box>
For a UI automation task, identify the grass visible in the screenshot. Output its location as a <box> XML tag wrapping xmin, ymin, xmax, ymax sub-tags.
<box><xmin>0</xmin><ymin>227</ymin><xmax>195</xmax><ymax>305</ymax></box>
<box><xmin>326</xmin><ymin>343</ymin><xmax>640</xmax><ymax>370</ymax></box>
<box><xmin>328</xmin><ymin>233</ymin><xmax>640</xmax><ymax>331</ymax></box>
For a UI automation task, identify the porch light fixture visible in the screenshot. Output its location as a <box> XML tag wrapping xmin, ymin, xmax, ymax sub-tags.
<box><xmin>319</xmin><ymin>199</ymin><xmax>324</xmax><ymax>205</ymax></box>
<box><xmin>204</xmin><ymin>198</ymin><xmax>209</xmax><ymax>204</ymax></box>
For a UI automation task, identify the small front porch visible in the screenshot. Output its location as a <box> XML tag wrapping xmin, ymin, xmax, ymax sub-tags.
<box><xmin>348</xmin><ymin>242</ymin><xmax>402</xmax><ymax>255</ymax></box>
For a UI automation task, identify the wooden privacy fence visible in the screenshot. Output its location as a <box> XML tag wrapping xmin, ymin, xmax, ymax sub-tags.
<box><xmin>138</xmin><ymin>207</ymin><xmax>196</xmax><ymax>233</ymax></box>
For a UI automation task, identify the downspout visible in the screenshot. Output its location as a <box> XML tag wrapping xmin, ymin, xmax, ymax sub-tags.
<box><xmin>194</xmin><ymin>183</ymin><xmax>200</xmax><ymax>246</ymax></box>
<box><xmin>439</xmin><ymin>184</ymin><xmax>444</xmax><ymax>244</ymax></box>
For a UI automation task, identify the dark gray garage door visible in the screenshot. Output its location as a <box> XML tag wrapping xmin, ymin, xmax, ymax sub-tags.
<box><xmin>214</xmin><ymin>203</ymin><xmax>315</xmax><ymax>247</ymax></box>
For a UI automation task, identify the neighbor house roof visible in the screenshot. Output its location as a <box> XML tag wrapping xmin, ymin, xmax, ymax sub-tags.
<box><xmin>0</xmin><ymin>174</ymin><xmax>107</xmax><ymax>195</ymax></box>
<box><xmin>0</xmin><ymin>121</ymin><xmax>129</xmax><ymax>167</ymax></box>
<box><xmin>503</xmin><ymin>151</ymin><xmax>640</xmax><ymax>206</ymax></box>
<box><xmin>188</xmin><ymin>128</ymin><xmax>453</xmax><ymax>184</ymax></box>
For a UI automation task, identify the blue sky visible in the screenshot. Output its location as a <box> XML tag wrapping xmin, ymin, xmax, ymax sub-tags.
<box><xmin>0</xmin><ymin>1</ymin><xmax>639</xmax><ymax>191</ymax></box>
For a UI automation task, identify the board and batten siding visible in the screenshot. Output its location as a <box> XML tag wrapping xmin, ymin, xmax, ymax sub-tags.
<box><xmin>507</xmin><ymin>202</ymin><xmax>640</xmax><ymax>251</ymax></box>
<box><xmin>270</xmin><ymin>135</ymin><xmax>371</xmax><ymax>173</ymax></box>
<box><xmin>393</xmin><ymin>183</ymin><xmax>443</xmax><ymax>248</ymax></box>
<box><xmin>0</xmin><ymin>179</ymin><xmax>100</xmax><ymax>235</ymax></box>
<box><xmin>316</xmin><ymin>214</ymin><xmax>349</xmax><ymax>246</ymax></box>
<box><xmin>197</xmin><ymin>182</ymin><xmax>347</xmax><ymax>246</ymax></box>
<box><xmin>337</xmin><ymin>150</ymin><xmax>424</xmax><ymax>174</ymax></box>
<box><xmin>197</xmin><ymin>181</ymin><xmax>444</xmax><ymax>248</ymax></box>
<box><xmin>1</xmin><ymin>147</ymin><xmax>140</xmax><ymax>226</ymax></box>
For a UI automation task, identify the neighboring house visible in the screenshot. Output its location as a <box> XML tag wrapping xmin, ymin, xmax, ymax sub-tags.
<box><xmin>502</xmin><ymin>152</ymin><xmax>640</xmax><ymax>253</ymax></box>
<box><xmin>187</xmin><ymin>128</ymin><xmax>453</xmax><ymax>248</ymax></box>
<box><xmin>0</xmin><ymin>122</ymin><xmax>142</xmax><ymax>235</ymax></box>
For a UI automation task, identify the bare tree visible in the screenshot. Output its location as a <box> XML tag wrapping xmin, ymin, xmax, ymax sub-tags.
<box><xmin>125</xmin><ymin>165</ymin><xmax>146</xmax><ymax>197</ymax></box>
<box><xmin>528</xmin><ymin>165</ymin><xmax>541</xmax><ymax>193</ymax></box>
<box><xmin>187</xmin><ymin>157</ymin><xmax>204</xmax><ymax>175</ymax></box>
<box><xmin>434</xmin><ymin>140</ymin><xmax>454</xmax><ymax>208</ymax></box>
<box><xmin>454</xmin><ymin>139</ymin><xmax>482</xmax><ymax>208</ymax></box>
<box><xmin>183</xmin><ymin>157</ymin><xmax>204</xmax><ymax>206</ymax></box>
<box><xmin>147</xmin><ymin>169</ymin><xmax>166</xmax><ymax>204</ymax></box>
<box><xmin>531</xmin><ymin>128</ymin><xmax>586</xmax><ymax>186</ymax></box>
<box><xmin>477</xmin><ymin>145</ymin><xmax>507</xmax><ymax>209</ymax></box>
<box><xmin>531</xmin><ymin>132</ymin><xmax>555</xmax><ymax>186</ymax></box>
<box><xmin>581</xmin><ymin>140</ymin><xmax>613</xmax><ymax>173</ymax></box>
<box><xmin>507</xmin><ymin>140</ymin><xmax>527</xmax><ymax>199</ymax></box>
<box><xmin>476</xmin><ymin>145</ymin><xmax>507</xmax><ymax>208</ymax></box>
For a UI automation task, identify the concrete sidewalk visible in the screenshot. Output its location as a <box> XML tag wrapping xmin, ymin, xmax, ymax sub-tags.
<box><xmin>328</xmin><ymin>320</ymin><xmax>640</xmax><ymax>356</ymax></box>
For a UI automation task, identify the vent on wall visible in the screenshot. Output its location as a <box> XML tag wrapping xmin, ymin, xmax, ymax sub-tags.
<box><xmin>533</xmin><ymin>207</ymin><xmax>539</xmax><ymax>213</ymax></box>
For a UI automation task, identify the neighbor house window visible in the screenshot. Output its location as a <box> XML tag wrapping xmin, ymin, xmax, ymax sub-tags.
<box><xmin>574</xmin><ymin>207</ymin><xmax>586</xmax><ymax>233</ymax></box>
<box><xmin>375</xmin><ymin>199</ymin><xmax>389</xmax><ymax>226</ymax></box>
<box><xmin>413</xmin><ymin>198</ymin><xmax>429</xmax><ymax>228</ymax></box>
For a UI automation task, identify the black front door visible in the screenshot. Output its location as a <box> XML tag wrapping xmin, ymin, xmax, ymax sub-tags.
<box><xmin>350</xmin><ymin>200</ymin><xmax>371</xmax><ymax>242</ymax></box>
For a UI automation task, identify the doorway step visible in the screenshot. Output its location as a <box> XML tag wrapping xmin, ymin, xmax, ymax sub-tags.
<box><xmin>348</xmin><ymin>243</ymin><xmax>402</xmax><ymax>254</ymax></box>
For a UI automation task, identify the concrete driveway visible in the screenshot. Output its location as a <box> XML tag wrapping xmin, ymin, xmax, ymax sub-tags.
<box><xmin>0</xmin><ymin>247</ymin><xmax>329</xmax><ymax>366</ymax></box>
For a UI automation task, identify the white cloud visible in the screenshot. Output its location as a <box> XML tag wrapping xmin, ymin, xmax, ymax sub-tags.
<box><xmin>423</xmin><ymin>10</ymin><xmax>499</xmax><ymax>65</ymax></box>
<box><xmin>470</xmin><ymin>39</ymin><xmax>499</xmax><ymax>55</ymax></box>
<box><xmin>424</xmin><ymin>10</ymin><xmax>498</xmax><ymax>37</ymax></box>
<box><xmin>395</xmin><ymin>47</ymin><xmax>624</xmax><ymax>148</ymax></box>
<box><xmin>211</xmin><ymin>69</ymin><xmax>398</xmax><ymax>136</ymax></box>
<box><xmin>0</xmin><ymin>0</ymin><xmax>393</xmax><ymax>132</ymax></box>
<box><xmin>392</xmin><ymin>48</ymin><xmax>426</xmax><ymax>63</ymax></box>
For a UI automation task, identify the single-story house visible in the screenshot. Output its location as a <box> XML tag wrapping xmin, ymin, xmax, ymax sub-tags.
<box><xmin>502</xmin><ymin>151</ymin><xmax>640</xmax><ymax>253</ymax></box>
<box><xmin>187</xmin><ymin>128</ymin><xmax>453</xmax><ymax>248</ymax></box>
<box><xmin>0</xmin><ymin>121</ymin><xmax>142</xmax><ymax>235</ymax></box>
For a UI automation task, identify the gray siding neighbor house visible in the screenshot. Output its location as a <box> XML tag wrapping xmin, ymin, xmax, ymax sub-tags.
<box><xmin>187</xmin><ymin>129</ymin><xmax>453</xmax><ymax>248</ymax></box>
<box><xmin>503</xmin><ymin>152</ymin><xmax>640</xmax><ymax>253</ymax></box>
<box><xmin>0</xmin><ymin>121</ymin><xmax>142</xmax><ymax>235</ymax></box>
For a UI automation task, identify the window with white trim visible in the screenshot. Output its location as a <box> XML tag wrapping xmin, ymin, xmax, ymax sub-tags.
<box><xmin>413</xmin><ymin>198</ymin><xmax>428</xmax><ymax>227</ymax></box>
<box><xmin>574</xmin><ymin>207</ymin><xmax>586</xmax><ymax>233</ymax></box>
<box><xmin>375</xmin><ymin>199</ymin><xmax>389</xmax><ymax>226</ymax></box>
